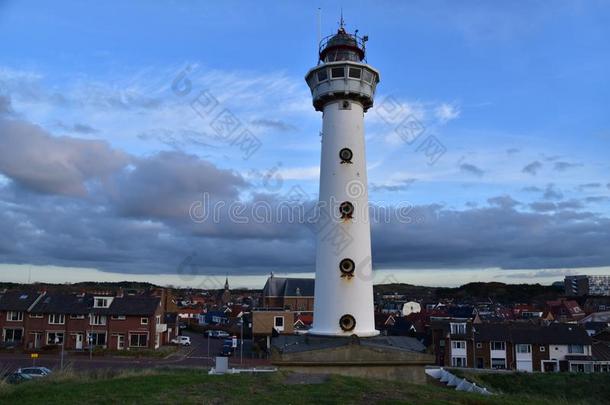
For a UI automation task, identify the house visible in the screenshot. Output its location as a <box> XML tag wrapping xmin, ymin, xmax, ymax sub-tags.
<box><xmin>546</xmin><ymin>298</ymin><xmax>585</xmax><ymax>322</ymax></box>
<box><xmin>402</xmin><ymin>301</ymin><xmax>421</xmax><ymax>316</ymax></box>
<box><xmin>251</xmin><ymin>309</ymin><xmax>295</xmax><ymax>354</ymax></box>
<box><xmin>261</xmin><ymin>276</ymin><xmax>314</xmax><ymax>311</ymax></box>
<box><xmin>0</xmin><ymin>290</ymin><xmax>44</xmax><ymax>346</ymax></box>
<box><xmin>198</xmin><ymin>310</ymin><xmax>229</xmax><ymax>326</ymax></box>
<box><xmin>432</xmin><ymin>320</ymin><xmax>600</xmax><ymax>372</ymax></box>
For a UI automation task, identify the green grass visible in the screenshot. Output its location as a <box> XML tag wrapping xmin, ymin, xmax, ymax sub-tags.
<box><xmin>457</xmin><ymin>371</ymin><xmax>610</xmax><ymax>405</ymax></box>
<box><xmin>0</xmin><ymin>368</ymin><xmax>604</xmax><ymax>405</ymax></box>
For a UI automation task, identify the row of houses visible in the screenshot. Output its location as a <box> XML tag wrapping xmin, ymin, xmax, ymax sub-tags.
<box><xmin>431</xmin><ymin>319</ymin><xmax>610</xmax><ymax>373</ymax></box>
<box><xmin>0</xmin><ymin>289</ymin><xmax>177</xmax><ymax>351</ymax></box>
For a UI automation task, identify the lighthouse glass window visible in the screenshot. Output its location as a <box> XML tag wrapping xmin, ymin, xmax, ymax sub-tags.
<box><xmin>317</xmin><ymin>69</ymin><xmax>328</xmax><ymax>82</ymax></box>
<box><xmin>348</xmin><ymin>68</ymin><xmax>361</xmax><ymax>79</ymax></box>
<box><xmin>363</xmin><ymin>69</ymin><xmax>373</xmax><ymax>83</ymax></box>
<box><xmin>331</xmin><ymin>67</ymin><xmax>345</xmax><ymax>78</ymax></box>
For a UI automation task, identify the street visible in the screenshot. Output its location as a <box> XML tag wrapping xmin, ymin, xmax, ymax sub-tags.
<box><xmin>0</xmin><ymin>331</ymin><xmax>270</xmax><ymax>373</ymax></box>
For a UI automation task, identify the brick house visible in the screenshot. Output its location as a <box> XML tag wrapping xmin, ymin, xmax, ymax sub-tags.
<box><xmin>432</xmin><ymin>320</ymin><xmax>603</xmax><ymax>372</ymax></box>
<box><xmin>0</xmin><ymin>289</ymin><xmax>170</xmax><ymax>351</ymax></box>
<box><xmin>0</xmin><ymin>290</ymin><xmax>43</xmax><ymax>346</ymax></box>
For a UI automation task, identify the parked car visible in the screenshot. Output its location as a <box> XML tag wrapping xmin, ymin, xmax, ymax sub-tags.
<box><xmin>16</xmin><ymin>367</ymin><xmax>52</xmax><ymax>378</ymax></box>
<box><xmin>171</xmin><ymin>336</ymin><xmax>191</xmax><ymax>346</ymax></box>
<box><xmin>206</xmin><ymin>330</ymin><xmax>229</xmax><ymax>339</ymax></box>
<box><xmin>3</xmin><ymin>372</ymin><xmax>33</xmax><ymax>384</ymax></box>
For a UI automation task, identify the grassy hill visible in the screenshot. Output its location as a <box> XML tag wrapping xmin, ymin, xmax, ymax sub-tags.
<box><xmin>0</xmin><ymin>368</ymin><xmax>607</xmax><ymax>404</ymax></box>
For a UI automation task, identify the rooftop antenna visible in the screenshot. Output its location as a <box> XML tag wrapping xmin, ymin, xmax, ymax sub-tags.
<box><xmin>317</xmin><ymin>8</ymin><xmax>322</xmax><ymax>44</ymax></box>
<box><xmin>339</xmin><ymin>8</ymin><xmax>345</xmax><ymax>30</ymax></box>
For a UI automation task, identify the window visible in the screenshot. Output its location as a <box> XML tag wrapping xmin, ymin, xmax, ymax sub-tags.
<box><xmin>450</xmin><ymin>323</ymin><xmax>466</xmax><ymax>335</ymax></box>
<box><xmin>491</xmin><ymin>358</ymin><xmax>506</xmax><ymax>369</ymax></box>
<box><xmin>491</xmin><ymin>341</ymin><xmax>506</xmax><ymax>351</ymax></box>
<box><xmin>47</xmin><ymin>332</ymin><xmax>64</xmax><ymax>345</ymax></box>
<box><xmin>70</xmin><ymin>314</ymin><xmax>85</xmax><ymax>319</ymax></box>
<box><xmin>316</xmin><ymin>70</ymin><xmax>328</xmax><ymax>82</ymax></box>
<box><xmin>274</xmin><ymin>316</ymin><xmax>284</xmax><ymax>328</ymax></box>
<box><xmin>129</xmin><ymin>333</ymin><xmax>148</xmax><ymax>347</ymax></box>
<box><xmin>331</xmin><ymin>67</ymin><xmax>345</xmax><ymax>78</ymax></box>
<box><xmin>49</xmin><ymin>314</ymin><xmax>65</xmax><ymax>325</ymax></box>
<box><xmin>451</xmin><ymin>356</ymin><xmax>467</xmax><ymax>367</ymax></box>
<box><xmin>4</xmin><ymin>328</ymin><xmax>23</xmax><ymax>342</ymax></box>
<box><xmin>348</xmin><ymin>68</ymin><xmax>362</xmax><ymax>79</ymax></box>
<box><xmin>156</xmin><ymin>315</ymin><xmax>161</xmax><ymax>325</ymax></box>
<box><xmin>540</xmin><ymin>346</ymin><xmax>546</xmax><ymax>352</ymax></box>
<box><xmin>93</xmin><ymin>297</ymin><xmax>111</xmax><ymax>308</ymax></box>
<box><xmin>111</xmin><ymin>315</ymin><xmax>126</xmax><ymax>320</ymax></box>
<box><xmin>7</xmin><ymin>312</ymin><xmax>23</xmax><ymax>322</ymax></box>
<box><xmin>88</xmin><ymin>332</ymin><xmax>106</xmax><ymax>347</ymax></box>
<box><xmin>451</xmin><ymin>340</ymin><xmax>466</xmax><ymax>349</ymax></box>
<box><xmin>90</xmin><ymin>315</ymin><xmax>107</xmax><ymax>326</ymax></box>
<box><xmin>476</xmin><ymin>342</ymin><xmax>483</xmax><ymax>349</ymax></box>
<box><xmin>363</xmin><ymin>69</ymin><xmax>373</xmax><ymax>83</ymax></box>
<box><xmin>516</xmin><ymin>344</ymin><xmax>531</xmax><ymax>353</ymax></box>
<box><xmin>141</xmin><ymin>317</ymin><xmax>149</xmax><ymax>325</ymax></box>
<box><xmin>29</xmin><ymin>313</ymin><xmax>44</xmax><ymax>318</ymax></box>
<box><xmin>569</xmin><ymin>344</ymin><xmax>585</xmax><ymax>354</ymax></box>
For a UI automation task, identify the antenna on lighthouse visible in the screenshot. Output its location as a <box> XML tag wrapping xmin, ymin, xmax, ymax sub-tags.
<box><xmin>339</xmin><ymin>8</ymin><xmax>345</xmax><ymax>30</ymax></box>
<box><xmin>317</xmin><ymin>8</ymin><xmax>322</xmax><ymax>44</ymax></box>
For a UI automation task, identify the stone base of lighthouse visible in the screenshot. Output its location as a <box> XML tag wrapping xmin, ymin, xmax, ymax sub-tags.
<box><xmin>270</xmin><ymin>334</ymin><xmax>434</xmax><ymax>383</ymax></box>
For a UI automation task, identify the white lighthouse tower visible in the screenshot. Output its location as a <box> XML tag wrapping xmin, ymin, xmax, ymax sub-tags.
<box><xmin>306</xmin><ymin>19</ymin><xmax>380</xmax><ymax>337</ymax></box>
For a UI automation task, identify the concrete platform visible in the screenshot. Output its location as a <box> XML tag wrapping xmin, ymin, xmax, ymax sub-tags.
<box><xmin>271</xmin><ymin>334</ymin><xmax>435</xmax><ymax>383</ymax></box>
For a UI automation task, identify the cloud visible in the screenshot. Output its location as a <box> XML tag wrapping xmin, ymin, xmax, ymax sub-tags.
<box><xmin>522</xmin><ymin>186</ymin><xmax>542</xmax><ymax>193</ymax></box>
<box><xmin>0</xmin><ymin>95</ymin><xmax>13</xmax><ymax>116</ymax></box>
<box><xmin>585</xmin><ymin>196</ymin><xmax>610</xmax><ymax>203</ymax></box>
<box><xmin>576</xmin><ymin>182</ymin><xmax>601</xmax><ymax>191</ymax></box>
<box><xmin>554</xmin><ymin>161</ymin><xmax>582</xmax><ymax>171</ymax></box>
<box><xmin>434</xmin><ymin>103</ymin><xmax>460</xmax><ymax>123</ymax></box>
<box><xmin>522</xmin><ymin>161</ymin><xmax>542</xmax><ymax>175</ymax></box>
<box><xmin>543</xmin><ymin>183</ymin><xmax>563</xmax><ymax>200</ymax></box>
<box><xmin>0</xmin><ymin>118</ymin><xmax>130</xmax><ymax>196</ymax></box>
<box><xmin>370</xmin><ymin>178</ymin><xmax>417</xmax><ymax>192</ymax></box>
<box><xmin>459</xmin><ymin>163</ymin><xmax>484</xmax><ymax>177</ymax></box>
<box><xmin>250</xmin><ymin>119</ymin><xmax>297</xmax><ymax>133</ymax></box>
<box><xmin>488</xmin><ymin>195</ymin><xmax>519</xmax><ymax>209</ymax></box>
<box><xmin>529</xmin><ymin>202</ymin><xmax>556</xmax><ymax>212</ymax></box>
<box><xmin>506</xmin><ymin>148</ymin><xmax>520</xmax><ymax>155</ymax></box>
<box><xmin>57</xmin><ymin>122</ymin><xmax>99</xmax><ymax>135</ymax></box>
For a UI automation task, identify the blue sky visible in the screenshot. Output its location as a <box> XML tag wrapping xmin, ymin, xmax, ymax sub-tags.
<box><xmin>0</xmin><ymin>1</ymin><xmax>609</xmax><ymax>287</ymax></box>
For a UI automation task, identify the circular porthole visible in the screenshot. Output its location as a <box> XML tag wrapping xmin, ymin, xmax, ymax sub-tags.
<box><xmin>339</xmin><ymin>314</ymin><xmax>356</xmax><ymax>332</ymax></box>
<box><xmin>339</xmin><ymin>258</ymin><xmax>355</xmax><ymax>276</ymax></box>
<box><xmin>339</xmin><ymin>201</ymin><xmax>354</xmax><ymax>219</ymax></box>
<box><xmin>339</xmin><ymin>148</ymin><xmax>353</xmax><ymax>163</ymax></box>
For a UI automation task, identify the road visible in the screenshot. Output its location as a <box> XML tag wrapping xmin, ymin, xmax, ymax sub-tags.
<box><xmin>0</xmin><ymin>331</ymin><xmax>271</xmax><ymax>373</ymax></box>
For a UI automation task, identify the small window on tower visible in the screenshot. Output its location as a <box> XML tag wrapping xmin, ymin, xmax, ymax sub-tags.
<box><xmin>331</xmin><ymin>67</ymin><xmax>345</xmax><ymax>78</ymax></box>
<box><xmin>363</xmin><ymin>69</ymin><xmax>373</xmax><ymax>83</ymax></box>
<box><xmin>317</xmin><ymin>69</ymin><xmax>328</xmax><ymax>82</ymax></box>
<box><xmin>348</xmin><ymin>68</ymin><xmax>362</xmax><ymax>79</ymax></box>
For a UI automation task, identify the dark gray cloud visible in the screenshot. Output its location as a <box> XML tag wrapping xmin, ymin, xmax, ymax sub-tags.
<box><xmin>529</xmin><ymin>202</ymin><xmax>557</xmax><ymax>212</ymax></box>
<box><xmin>522</xmin><ymin>161</ymin><xmax>542</xmax><ymax>175</ymax></box>
<box><xmin>487</xmin><ymin>195</ymin><xmax>519</xmax><ymax>209</ymax></box>
<box><xmin>577</xmin><ymin>182</ymin><xmax>601</xmax><ymax>191</ymax></box>
<box><xmin>57</xmin><ymin>122</ymin><xmax>99</xmax><ymax>135</ymax></box>
<box><xmin>543</xmin><ymin>183</ymin><xmax>563</xmax><ymax>200</ymax></box>
<box><xmin>459</xmin><ymin>163</ymin><xmax>484</xmax><ymax>177</ymax></box>
<box><xmin>554</xmin><ymin>161</ymin><xmax>582</xmax><ymax>171</ymax></box>
<box><xmin>0</xmin><ymin>114</ymin><xmax>609</xmax><ymax>277</ymax></box>
<box><xmin>250</xmin><ymin>119</ymin><xmax>297</xmax><ymax>133</ymax></box>
<box><xmin>0</xmin><ymin>118</ymin><xmax>130</xmax><ymax>196</ymax></box>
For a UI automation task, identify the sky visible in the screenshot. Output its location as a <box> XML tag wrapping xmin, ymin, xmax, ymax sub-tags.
<box><xmin>0</xmin><ymin>1</ymin><xmax>609</xmax><ymax>288</ymax></box>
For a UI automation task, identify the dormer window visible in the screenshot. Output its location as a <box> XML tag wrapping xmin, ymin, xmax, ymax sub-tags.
<box><xmin>450</xmin><ymin>322</ymin><xmax>467</xmax><ymax>335</ymax></box>
<box><xmin>93</xmin><ymin>297</ymin><xmax>113</xmax><ymax>308</ymax></box>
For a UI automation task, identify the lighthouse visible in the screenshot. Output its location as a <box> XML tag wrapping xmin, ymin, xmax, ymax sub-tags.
<box><xmin>305</xmin><ymin>19</ymin><xmax>380</xmax><ymax>337</ymax></box>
